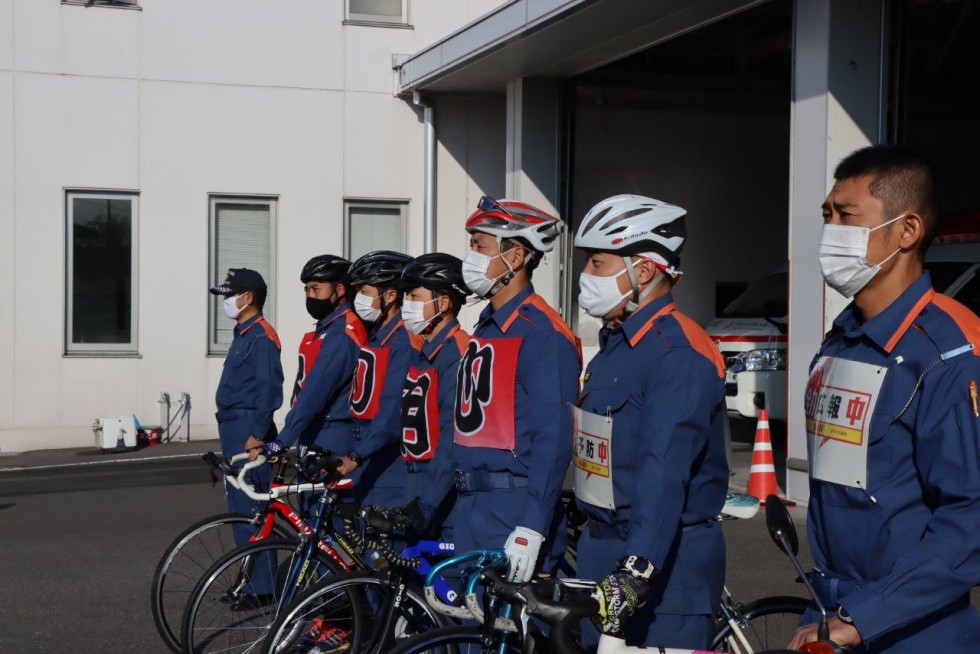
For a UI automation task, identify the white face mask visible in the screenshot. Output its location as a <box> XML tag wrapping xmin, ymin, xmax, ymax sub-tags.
<box><xmin>402</xmin><ymin>298</ymin><xmax>439</xmax><ymax>335</ymax></box>
<box><xmin>354</xmin><ymin>292</ymin><xmax>381</xmax><ymax>323</ymax></box>
<box><xmin>462</xmin><ymin>250</ymin><xmax>512</xmax><ymax>298</ymax></box>
<box><xmin>578</xmin><ymin>269</ymin><xmax>630</xmax><ymax>318</ymax></box>
<box><xmin>223</xmin><ymin>294</ymin><xmax>246</xmax><ymax>320</ymax></box>
<box><xmin>818</xmin><ymin>215</ymin><xmax>904</xmax><ymax>298</ymax></box>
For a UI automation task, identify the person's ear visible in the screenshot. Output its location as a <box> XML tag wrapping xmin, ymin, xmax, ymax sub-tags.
<box><xmin>634</xmin><ymin>258</ymin><xmax>659</xmax><ymax>286</ymax></box>
<box><xmin>384</xmin><ymin>288</ymin><xmax>398</xmax><ymax>304</ymax></box>
<box><xmin>436</xmin><ymin>293</ymin><xmax>451</xmax><ymax>314</ymax></box>
<box><xmin>507</xmin><ymin>243</ymin><xmax>527</xmax><ymax>269</ymax></box>
<box><xmin>897</xmin><ymin>213</ymin><xmax>925</xmax><ymax>252</ymax></box>
<box><xmin>334</xmin><ymin>283</ymin><xmax>346</xmax><ymax>301</ymax></box>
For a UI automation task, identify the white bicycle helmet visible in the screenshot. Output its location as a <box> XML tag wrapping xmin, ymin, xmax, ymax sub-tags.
<box><xmin>574</xmin><ymin>194</ymin><xmax>687</xmax><ymax>268</ymax></box>
<box><xmin>465</xmin><ymin>196</ymin><xmax>563</xmax><ymax>253</ymax></box>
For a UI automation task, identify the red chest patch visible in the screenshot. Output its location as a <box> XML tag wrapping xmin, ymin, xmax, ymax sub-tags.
<box><xmin>453</xmin><ymin>336</ymin><xmax>521</xmax><ymax>450</ymax></box>
<box><xmin>291</xmin><ymin>331</ymin><xmax>325</xmax><ymax>406</ymax></box>
<box><xmin>401</xmin><ymin>368</ymin><xmax>440</xmax><ymax>461</ymax></box>
<box><xmin>350</xmin><ymin>346</ymin><xmax>391</xmax><ymax>420</ymax></box>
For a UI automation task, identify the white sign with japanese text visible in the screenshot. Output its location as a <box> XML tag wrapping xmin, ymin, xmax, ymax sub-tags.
<box><xmin>804</xmin><ymin>356</ymin><xmax>885</xmax><ymax>488</ymax></box>
<box><xmin>572</xmin><ymin>406</ymin><xmax>615</xmax><ymax>510</ymax></box>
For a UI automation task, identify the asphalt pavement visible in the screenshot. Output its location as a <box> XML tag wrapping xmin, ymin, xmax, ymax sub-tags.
<box><xmin>0</xmin><ymin>435</ymin><xmax>819</xmax><ymax>652</ymax></box>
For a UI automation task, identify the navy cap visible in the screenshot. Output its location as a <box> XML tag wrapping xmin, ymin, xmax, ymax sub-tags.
<box><xmin>209</xmin><ymin>268</ymin><xmax>268</xmax><ymax>296</ymax></box>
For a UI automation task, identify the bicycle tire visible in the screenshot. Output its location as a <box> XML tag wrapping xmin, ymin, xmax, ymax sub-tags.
<box><xmin>710</xmin><ymin>595</ymin><xmax>808</xmax><ymax>653</ymax></box>
<box><xmin>180</xmin><ymin>538</ymin><xmax>346</xmax><ymax>654</ymax></box>
<box><xmin>151</xmin><ymin>512</ymin><xmax>293</xmax><ymax>653</ymax></box>
<box><xmin>262</xmin><ymin>570</ymin><xmax>451</xmax><ymax>654</ymax></box>
<box><xmin>387</xmin><ymin>625</ymin><xmax>488</xmax><ymax>654</ymax></box>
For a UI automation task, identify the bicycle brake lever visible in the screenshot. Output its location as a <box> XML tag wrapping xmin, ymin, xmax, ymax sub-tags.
<box><xmin>202</xmin><ymin>453</ymin><xmax>220</xmax><ymax>489</ymax></box>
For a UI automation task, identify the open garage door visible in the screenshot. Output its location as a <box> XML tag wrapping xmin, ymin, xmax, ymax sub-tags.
<box><xmin>565</xmin><ymin>1</ymin><xmax>792</xmax><ymax>427</ymax></box>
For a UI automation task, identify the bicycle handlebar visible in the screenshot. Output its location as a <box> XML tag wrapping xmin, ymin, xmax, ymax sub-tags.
<box><xmin>203</xmin><ymin>451</ymin><xmax>352</xmax><ymax>501</ymax></box>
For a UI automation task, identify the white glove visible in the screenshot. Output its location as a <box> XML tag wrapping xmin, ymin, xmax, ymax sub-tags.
<box><xmin>503</xmin><ymin>526</ymin><xmax>545</xmax><ymax>582</ymax></box>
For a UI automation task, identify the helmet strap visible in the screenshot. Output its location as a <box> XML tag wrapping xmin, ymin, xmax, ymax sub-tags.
<box><xmin>622</xmin><ymin>256</ymin><xmax>663</xmax><ymax>317</ymax></box>
<box><xmin>421</xmin><ymin>296</ymin><xmax>446</xmax><ymax>336</ymax></box>
<box><xmin>487</xmin><ymin>241</ymin><xmax>520</xmax><ymax>297</ymax></box>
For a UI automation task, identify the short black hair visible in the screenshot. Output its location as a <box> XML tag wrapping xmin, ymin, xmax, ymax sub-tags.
<box><xmin>250</xmin><ymin>288</ymin><xmax>267</xmax><ymax>311</ymax></box>
<box><xmin>434</xmin><ymin>289</ymin><xmax>465</xmax><ymax>316</ymax></box>
<box><xmin>834</xmin><ymin>145</ymin><xmax>938</xmax><ymax>255</ymax></box>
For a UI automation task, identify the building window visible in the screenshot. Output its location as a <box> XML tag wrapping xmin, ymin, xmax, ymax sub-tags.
<box><xmin>209</xmin><ymin>196</ymin><xmax>277</xmax><ymax>355</ymax></box>
<box><xmin>66</xmin><ymin>191</ymin><xmax>139</xmax><ymax>354</ymax></box>
<box><xmin>62</xmin><ymin>0</ymin><xmax>141</xmax><ymax>9</ymax></box>
<box><xmin>345</xmin><ymin>200</ymin><xmax>408</xmax><ymax>261</ymax></box>
<box><xmin>345</xmin><ymin>0</ymin><xmax>410</xmax><ymax>26</ymax></box>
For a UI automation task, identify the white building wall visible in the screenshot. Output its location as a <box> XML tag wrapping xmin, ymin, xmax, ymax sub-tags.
<box><xmin>0</xmin><ymin>0</ymin><xmax>509</xmax><ymax>452</ymax></box>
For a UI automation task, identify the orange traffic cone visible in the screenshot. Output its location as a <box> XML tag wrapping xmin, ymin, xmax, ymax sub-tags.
<box><xmin>746</xmin><ymin>409</ymin><xmax>795</xmax><ymax>506</ymax></box>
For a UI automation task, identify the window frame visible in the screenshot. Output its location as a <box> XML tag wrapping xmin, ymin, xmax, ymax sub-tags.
<box><xmin>344</xmin><ymin>0</ymin><xmax>412</xmax><ymax>28</ymax></box>
<box><xmin>64</xmin><ymin>189</ymin><xmax>140</xmax><ymax>356</ymax></box>
<box><xmin>344</xmin><ymin>198</ymin><xmax>409</xmax><ymax>261</ymax></box>
<box><xmin>61</xmin><ymin>0</ymin><xmax>142</xmax><ymax>10</ymax></box>
<box><xmin>207</xmin><ymin>194</ymin><xmax>279</xmax><ymax>356</ymax></box>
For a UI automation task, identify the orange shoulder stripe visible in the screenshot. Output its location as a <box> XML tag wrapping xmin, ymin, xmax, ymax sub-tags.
<box><xmin>452</xmin><ymin>329</ymin><xmax>471</xmax><ymax>356</ymax></box>
<box><xmin>344</xmin><ymin>312</ymin><xmax>368</xmax><ymax>348</ymax></box>
<box><xmin>884</xmin><ymin>289</ymin><xmax>935</xmax><ymax>353</ymax></box>
<box><xmin>628</xmin><ymin>302</ymin><xmax>676</xmax><ymax>347</ymax></box>
<box><xmin>931</xmin><ymin>293</ymin><xmax>980</xmax><ymax>356</ymax></box>
<box><xmin>528</xmin><ymin>295</ymin><xmax>582</xmax><ymax>363</ymax></box>
<box><xmin>673</xmin><ymin>311</ymin><xmax>726</xmax><ymax>379</ymax></box>
<box><xmin>257</xmin><ymin>318</ymin><xmax>282</xmax><ymax>351</ymax></box>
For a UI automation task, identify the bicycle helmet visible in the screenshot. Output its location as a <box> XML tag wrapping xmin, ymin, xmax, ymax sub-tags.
<box><xmin>574</xmin><ymin>194</ymin><xmax>687</xmax><ymax>268</ymax></box>
<box><xmin>465</xmin><ymin>196</ymin><xmax>563</xmax><ymax>253</ymax></box>
<box><xmin>348</xmin><ymin>250</ymin><xmax>413</xmax><ymax>289</ymax></box>
<box><xmin>400</xmin><ymin>253</ymin><xmax>470</xmax><ymax>300</ymax></box>
<box><xmin>300</xmin><ymin>254</ymin><xmax>351</xmax><ymax>284</ymax></box>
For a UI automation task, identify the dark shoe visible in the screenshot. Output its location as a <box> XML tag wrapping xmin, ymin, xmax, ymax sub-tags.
<box><xmin>229</xmin><ymin>592</ymin><xmax>277</xmax><ymax>611</ymax></box>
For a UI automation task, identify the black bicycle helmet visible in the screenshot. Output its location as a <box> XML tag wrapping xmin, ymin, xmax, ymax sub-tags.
<box><xmin>300</xmin><ymin>254</ymin><xmax>351</xmax><ymax>284</ymax></box>
<box><xmin>348</xmin><ymin>250</ymin><xmax>413</xmax><ymax>288</ymax></box>
<box><xmin>400</xmin><ymin>253</ymin><xmax>470</xmax><ymax>300</ymax></box>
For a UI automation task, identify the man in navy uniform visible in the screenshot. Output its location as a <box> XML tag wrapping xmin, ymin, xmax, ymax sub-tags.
<box><xmin>790</xmin><ymin>145</ymin><xmax>980</xmax><ymax>653</ymax></box>
<box><xmin>210</xmin><ymin>267</ymin><xmax>284</xmax><ymax>608</ymax></box>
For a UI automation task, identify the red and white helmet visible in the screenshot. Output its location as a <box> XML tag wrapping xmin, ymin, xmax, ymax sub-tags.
<box><xmin>575</xmin><ymin>194</ymin><xmax>687</xmax><ymax>271</ymax></box>
<box><xmin>465</xmin><ymin>196</ymin><xmax>563</xmax><ymax>253</ymax></box>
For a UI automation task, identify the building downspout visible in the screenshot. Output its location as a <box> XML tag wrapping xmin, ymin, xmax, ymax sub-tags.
<box><xmin>413</xmin><ymin>91</ymin><xmax>436</xmax><ymax>253</ymax></box>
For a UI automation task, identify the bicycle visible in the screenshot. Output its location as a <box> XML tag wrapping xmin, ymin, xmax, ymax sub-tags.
<box><xmin>260</xmin><ymin>505</ymin><xmax>485</xmax><ymax>654</ymax></box>
<box><xmin>179</xmin><ymin>454</ymin><xmax>365</xmax><ymax>654</ymax></box>
<box><xmin>401</xmin><ymin>494</ymin><xmax>810</xmax><ymax>654</ymax></box>
<box><xmin>396</xmin><ymin>565</ymin><xmax>825</xmax><ymax>654</ymax></box>
<box><xmin>151</xmin><ymin>450</ymin><xmax>358</xmax><ymax>653</ymax></box>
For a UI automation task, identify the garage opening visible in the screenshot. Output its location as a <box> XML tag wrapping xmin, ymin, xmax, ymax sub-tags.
<box><xmin>565</xmin><ymin>0</ymin><xmax>793</xmax><ymax>436</ymax></box>
<box><xmin>893</xmin><ymin>0</ymin><xmax>980</xmax><ymax>315</ymax></box>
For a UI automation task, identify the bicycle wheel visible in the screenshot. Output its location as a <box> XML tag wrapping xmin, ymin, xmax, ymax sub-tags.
<box><xmin>387</xmin><ymin>625</ymin><xmax>489</xmax><ymax>654</ymax></box>
<box><xmin>151</xmin><ymin>512</ymin><xmax>293</xmax><ymax>653</ymax></box>
<box><xmin>263</xmin><ymin>570</ymin><xmax>450</xmax><ymax>653</ymax></box>
<box><xmin>180</xmin><ymin>538</ymin><xmax>346</xmax><ymax>654</ymax></box>
<box><xmin>711</xmin><ymin>595</ymin><xmax>808</xmax><ymax>653</ymax></box>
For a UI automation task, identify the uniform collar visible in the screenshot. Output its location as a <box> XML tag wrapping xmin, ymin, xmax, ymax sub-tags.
<box><xmin>376</xmin><ymin>312</ymin><xmax>405</xmax><ymax>346</ymax></box>
<box><xmin>316</xmin><ymin>304</ymin><xmax>351</xmax><ymax>332</ymax></box>
<box><xmin>236</xmin><ymin>312</ymin><xmax>263</xmax><ymax>335</ymax></box>
<box><xmin>423</xmin><ymin>319</ymin><xmax>461</xmax><ymax>361</ymax></box>
<box><xmin>832</xmin><ymin>272</ymin><xmax>935</xmax><ymax>354</ymax></box>
<box><xmin>621</xmin><ymin>293</ymin><xmax>676</xmax><ymax>348</ymax></box>
<box><xmin>479</xmin><ymin>285</ymin><xmax>535</xmax><ymax>334</ymax></box>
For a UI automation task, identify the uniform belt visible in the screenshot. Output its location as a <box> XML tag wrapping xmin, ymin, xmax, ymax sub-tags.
<box><xmin>805</xmin><ymin>570</ymin><xmax>868</xmax><ymax>608</ymax></box>
<box><xmin>215</xmin><ymin>409</ymin><xmax>254</xmax><ymax>423</ymax></box>
<box><xmin>454</xmin><ymin>470</ymin><xmax>529</xmax><ymax>493</ymax></box>
<box><xmin>406</xmin><ymin>461</ymin><xmax>428</xmax><ymax>473</ymax></box>
<box><xmin>588</xmin><ymin>518</ymin><xmax>715</xmax><ymax>540</ymax></box>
